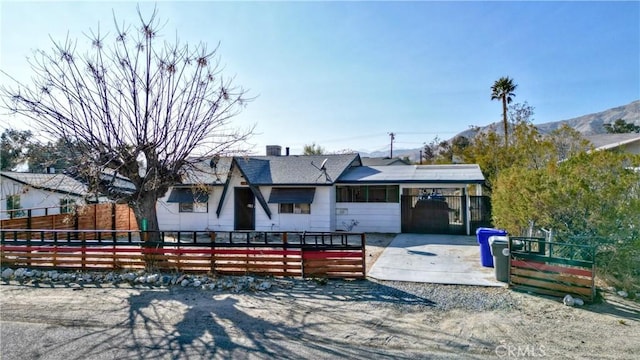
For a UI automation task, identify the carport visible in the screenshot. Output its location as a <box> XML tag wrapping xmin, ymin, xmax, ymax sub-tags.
<box><xmin>337</xmin><ymin>164</ymin><xmax>491</xmax><ymax>235</ymax></box>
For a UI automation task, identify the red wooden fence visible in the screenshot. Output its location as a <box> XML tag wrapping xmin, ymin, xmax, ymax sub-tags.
<box><xmin>0</xmin><ymin>204</ymin><xmax>138</xmax><ymax>240</ymax></box>
<box><xmin>0</xmin><ymin>230</ymin><xmax>365</xmax><ymax>279</ymax></box>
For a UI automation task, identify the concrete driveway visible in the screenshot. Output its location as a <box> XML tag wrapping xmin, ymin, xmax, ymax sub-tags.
<box><xmin>367</xmin><ymin>233</ymin><xmax>505</xmax><ymax>287</ymax></box>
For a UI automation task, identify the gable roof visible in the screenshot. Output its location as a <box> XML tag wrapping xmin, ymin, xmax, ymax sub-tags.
<box><xmin>0</xmin><ymin>171</ymin><xmax>89</xmax><ymax>197</ymax></box>
<box><xmin>180</xmin><ymin>157</ymin><xmax>234</xmax><ymax>185</ymax></box>
<box><xmin>337</xmin><ymin>164</ymin><xmax>485</xmax><ymax>184</ymax></box>
<box><xmin>234</xmin><ymin>154</ymin><xmax>361</xmax><ymax>185</ymax></box>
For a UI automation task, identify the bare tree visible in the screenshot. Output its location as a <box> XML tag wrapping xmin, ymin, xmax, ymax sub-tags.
<box><xmin>1</xmin><ymin>7</ymin><xmax>253</xmax><ymax>237</ymax></box>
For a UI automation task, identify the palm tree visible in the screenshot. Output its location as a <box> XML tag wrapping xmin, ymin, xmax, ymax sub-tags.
<box><xmin>491</xmin><ymin>77</ymin><xmax>518</xmax><ymax>146</ymax></box>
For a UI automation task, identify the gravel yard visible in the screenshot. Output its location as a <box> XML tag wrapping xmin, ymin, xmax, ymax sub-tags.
<box><xmin>1</xmin><ymin>233</ymin><xmax>638</xmax><ymax>359</ymax></box>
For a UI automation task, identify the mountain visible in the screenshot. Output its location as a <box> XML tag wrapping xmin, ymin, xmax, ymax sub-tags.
<box><xmin>362</xmin><ymin>100</ymin><xmax>640</xmax><ymax>162</ymax></box>
<box><xmin>455</xmin><ymin>100</ymin><xmax>640</xmax><ymax>139</ymax></box>
<box><xmin>535</xmin><ymin>100</ymin><xmax>640</xmax><ymax>135</ymax></box>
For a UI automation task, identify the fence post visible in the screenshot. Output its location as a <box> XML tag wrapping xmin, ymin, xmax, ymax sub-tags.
<box><xmin>81</xmin><ymin>232</ymin><xmax>86</xmax><ymax>272</ymax></box>
<box><xmin>74</xmin><ymin>205</ymin><xmax>79</xmax><ymax>241</ymax></box>
<box><xmin>52</xmin><ymin>231</ymin><xmax>58</xmax><ymax>267</ymax></box>
<box><xmin>26</xmin><ymin>229</ymin><xmax>32</xmax><ymax>268</ymax></box>
<box><xmin>174</xmin><ymin>231</ymin><xmax>180</xmax><ymax>272</ymax></box>
<box><xmin>210</xmin><ymin>231</ymin><xmax>216</xmax><ymax>274</ymax></box>
<box><xmin>26</xmin><ymin>210</ymin><xmax>32</xmax><ymax>242</ymax></box>
<box><xmin>111</xmin><ymin>203</ymin><xmax>116</xmax><ymax>240</ymax></box>
<box><xmin>283</xmin><ymin>232</ymin><xmax>288</xmax><ymax>275</ymax></box>
<box><xmin>361</xmin><ymin>233</ymin><xmax>366</xmax><ymax>276</ymax></box>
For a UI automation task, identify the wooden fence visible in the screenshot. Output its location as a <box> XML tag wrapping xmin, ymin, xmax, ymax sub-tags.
<box><xmin>0</xmin><ymin>230</ymin><xmax>366</xmax><ymax>279</ymax></box>
<box><xmin>0</xmin><ymin>203</ymin><xmax>138</xmax><ymax>240</ymax></box>
<box><xmin>509</xmin><ymin>236</ymin><xmax>596</xmax><ymax>302</ymax></box>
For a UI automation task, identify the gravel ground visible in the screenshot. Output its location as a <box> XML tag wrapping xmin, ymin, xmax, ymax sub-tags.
<box><xmin>1</xmin><ymin>233</ymin><xmax>639</xmax><ymax>359</ymax></box>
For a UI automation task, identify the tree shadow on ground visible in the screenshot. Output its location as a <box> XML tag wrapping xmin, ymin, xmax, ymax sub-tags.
<box><xmin>117</xmin><ymin>278</ymin><xmax>494</xmax><ymax>359</ymax></box>
<box><xmin>1</xmin><ymin>278</ymin><xmax>499</xmax><ymax>359</ymax></box>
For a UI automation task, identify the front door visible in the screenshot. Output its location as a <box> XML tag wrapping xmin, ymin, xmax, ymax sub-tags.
<box><xmin>234</xmin><ymin>187</ymin><xmax>255</xmax><ymax>230</ymax></box>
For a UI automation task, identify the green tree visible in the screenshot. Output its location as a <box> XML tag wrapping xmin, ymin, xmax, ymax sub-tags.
<box><xmin>546</xmin><ymin>124</ymin><xmax>592</xmax><ymax>161</ymax></box>
<box><xmin>603</xmin><ymin>118</ymin><xmax>640</xmax><ymax>133</ymax></box>
<box><xmin>422</xmin><ymin>136</ymin><xmax>445</xmax><ymax>164</ymax></box>
<box><xmin>26</xmin><ymin>139</ymin><xmax>75</xmax><ymax>172</ymax></box>
<box><xmin>493</xmin><ymin>150</ymin><xmax>640</xmax><ymax>289</ymax></box>
<box><xmin>0</xmin><ymin>129</ymin><xmax>32</xmax><ymax>170</ymax></box>
<box><xmin>451</xmin><ymin>135</ymin><xmax>470</xmax><ymax>155</ymax></box>
<box><xmin>422</xmin><ymin>139</ymin><xmax>438</xmax><ymax>164</ymax></box>
<box><xmin>1</xmin><ymin>8</ymin><xmax>252</xmax><ymax>241</ymax></box>
<box><xmin>303</xmin><ymin>143</ymin><xmax>325</xmax><ymax>155</ymax></box>
<box><xmin>491</xmin><ymin>76</ymin><xmax>517</xmax><ymax>146</ymax></box>
<box><xmin>460</xmin><ymin>102</ymin><xmax>578</xmax><ymax>191</ymax></box>
<box><xmin>462</xmin><ymin>122</ymin><xmax>542</xmax><ymax>191</ymax></box>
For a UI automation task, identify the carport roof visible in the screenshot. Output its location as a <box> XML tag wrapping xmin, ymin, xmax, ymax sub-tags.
<box><xmin>337</xmin><ymin>164</ymin><xmax>485</xmax><ymax>184</ymax></box>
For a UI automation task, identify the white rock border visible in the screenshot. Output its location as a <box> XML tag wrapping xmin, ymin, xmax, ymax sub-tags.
<box><xmin>1</xmin><ymin>267</ymin><xmax>276</xmax><ymax>293</ymax></box>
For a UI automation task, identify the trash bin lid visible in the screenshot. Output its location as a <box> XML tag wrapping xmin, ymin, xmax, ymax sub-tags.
<box><xmin>476</xmin><ymin>227</ymin><xmax>508</xmax><ymax>236</ymax></box>
<box><xmin>489</xmin><ymin>235</ymin><xmax>509</xmax><ymax>245</ymax></box>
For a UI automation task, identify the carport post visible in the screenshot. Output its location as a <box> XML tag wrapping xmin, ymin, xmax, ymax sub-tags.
<box><xmin>464</xmin><ymin>188</ymin><xmax>470</xmax><ymax>235</ymax></box>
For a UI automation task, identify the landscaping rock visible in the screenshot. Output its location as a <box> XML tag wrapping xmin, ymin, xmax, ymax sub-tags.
<box><xmin>2</xmin><ymin>268</ymin><xmax>14</xmax><ymax>279</ymax></box>
<box><xmin>257</xmin><ymin>281</ymin><xmax>272</xmax><ymax>291</ymax></box>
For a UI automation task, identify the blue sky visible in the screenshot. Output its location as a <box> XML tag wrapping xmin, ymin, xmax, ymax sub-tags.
<box><xmin>1</xmin><ymin>1</ymin><xmax>639</xmax><ymax>155</ymax></box>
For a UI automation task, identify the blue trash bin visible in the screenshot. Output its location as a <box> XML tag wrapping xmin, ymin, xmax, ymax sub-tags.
<box><xmin>476</xmin><ymin>227</ymin><xmax>508</xmax><ymax>267</ymax></box>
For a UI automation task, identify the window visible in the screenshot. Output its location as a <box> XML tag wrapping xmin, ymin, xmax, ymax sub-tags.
<box><xmin>6</xmin><ymin>195</ymin><xmax>24</xmax><ymax>219</ymax></box>
<box><xmin>279</xmin><ymin>203</ymin><xmax>310</xmax><ymax>214</ymax></box>
<box><xmin>60</xmin><ymin>198</ymin><xmax>76</xmax><ymax>214</ymax></box>
<box><xmin>336</xmin><ymin>186</ymin><xmax>366</xmax><ymax>202</ymax></box>
<box><xmin>179</xmin><ymin>202</ymin><xmax>208</xmax><ymax>213</ymax></box>
<box><xmin>368</xmin><ymin>186</ymin><xmax>388</xmax><ymax>202</ymax></box>
<box><xmin>336</xmin><ymin>185</ymin><xmax>399</xmax><ymax>203</ymax></box>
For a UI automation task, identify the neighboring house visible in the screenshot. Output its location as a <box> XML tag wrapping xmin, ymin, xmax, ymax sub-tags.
<box><xmin>360</xmin><ymin>157</ymin><xmax>410</xmax><ymax>166</ymax></box>
<box><xmin>585</xmin><ymin>133</ymin><xmax>640</xmax><ymax>154</ymax></box>
<box><xmin>157</xmin><ymin>148</ymin><xmax>485</xmax><ymax>234</ymax></box>
<box><xmin>0</xmin><ymin>170</ymin><xmax>92</xmax><ymax>219</ymax></box>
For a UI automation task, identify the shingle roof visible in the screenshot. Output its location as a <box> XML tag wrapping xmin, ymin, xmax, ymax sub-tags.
<box><xmin>234</xmin><ymin>154</ymin><xmax>361</xmax><ymax>185</ymax></box>
<box><xmin>97</xmin><ymin>168</ymin><xmax>136</xmax><ymax>193</ymax></box>
<box><xmin>360</xmin><ymin>157</ymin><xmax>410</xmax><ymax>166</ymax></box>
<box><xmin>180</xmin><ymin>157</ymin><xmax>234</xmax><ymax>185</ymax></box>
<box><xmin>0</xmin><ymin>171</ymin><xmax>89</xmax><ymax>196</ymax></box>
<box><xmin>337</xmin><ymin>164</ymin><xmax>485</xmax><ymax>184</ymax></box>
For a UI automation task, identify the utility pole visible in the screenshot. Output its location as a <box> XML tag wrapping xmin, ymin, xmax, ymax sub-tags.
<box><xmin>388</xmin><ymin>132</ymin><xmax>395</xmax><ymax>158</ymax></box>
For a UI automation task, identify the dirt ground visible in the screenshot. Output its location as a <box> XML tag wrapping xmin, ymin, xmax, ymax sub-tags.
<box><xmin>363</xmin><ymin>232</ymin><xmax>397</xmax><ymax>272</ymax></box>
<box><xmin>361</xmin><ymin>233</ymin><xmax>640</xmax><ymax>358</ymax></box>
<box><xmin>1</xmin><ymin>233</ymin><xmax>638</xmax><ymax>359</ymax></box>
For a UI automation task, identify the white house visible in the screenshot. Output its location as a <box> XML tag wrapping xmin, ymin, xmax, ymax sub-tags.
<box><xmin>156</xmin><ymin>151</ymin><xmax>487</xmax><ymax>235</ymax></box>
<box><xmin>0</xmin><ymin>171</ymin><xmax>90</xmax><ymax>219</ymax></box>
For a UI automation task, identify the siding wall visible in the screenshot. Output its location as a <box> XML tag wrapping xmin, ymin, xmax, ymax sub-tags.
<box><xmin>156</xmin><ymin>173</ymin><xmax>474</xmax><ymax>234</ymax></box>
<box><xmin>622</xmin><ymin>140</ymin><xmax>640</xmax><ymax>154</ymax></box>
<box><xmin>0</xmin><ymin>178</ymin><xmax>85</xmax><ymax>219</ymax></box>
<box><xmin>335</xmin><ymin>203</ymin><xmax>401</xmax><ymax>233</ymax></box>
<box><xmin>156</xmin><ymin>168</ymin><xmax>334</xmax><ymax>232</ymax></box>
